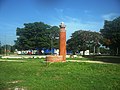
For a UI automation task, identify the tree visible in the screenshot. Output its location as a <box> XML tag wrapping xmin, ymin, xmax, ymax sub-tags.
<box><xmin>100</xmin><ymin>17</ymin><xmax>120</xmax><ymax>55</ymax></box>
<box><xmin>48</xmin><ymin>26</ymin><xmax>59</xmax><ymax>49</ymax></box>
<box><xmin>15</xmin><ymin>22</ymin><xmax>59</xmax><ymax>52</ymax></box>
<box><xmin>0</xmin><ymin>44</ymin><xmax>14</xmax><ymax>55</ymax></box>
<box><xmin>67</xmin><ymin>30</ymin><xmax>102</xmax><ymax>55</ymax></box>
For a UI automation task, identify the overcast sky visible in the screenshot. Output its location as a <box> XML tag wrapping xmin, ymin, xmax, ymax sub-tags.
<box><xmin>0</xmin><ymin>0</ymin><xmax>120</xmax><ymax>45</ymax></box>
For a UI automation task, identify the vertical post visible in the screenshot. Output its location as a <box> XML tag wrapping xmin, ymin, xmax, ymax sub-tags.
<box><xmin>59</xmin><ymin>22</ymin><xmax>66</xmax><ymax>61</ymax></box>
<box><xmin>51</xmin><ymin>36</ymin><xmax>53</xmax><ymax>55</ymax></box>
<box><xmin>93</xmin><ymin>46</ymin><xmax>95</xmax><ymax>55</ymax></box>
<box><xmin>117</xmin><ymin>47</ymin><xmax>118</xmax><ymax>55</ymax></box>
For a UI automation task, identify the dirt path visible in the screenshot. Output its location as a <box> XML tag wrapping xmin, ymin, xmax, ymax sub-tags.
<box><xmin>67</xmin><ymin>60</ymin><xmax>115</xmax><ymax>64</ymax></box>
<box><xmin>0</xmin><ymin>59</ymin><xmax>26</xmax><ymax>62</ymax></box>
<box><xmin>0</xmin><ymin>59</ymin><xmax>116</xmax><ymax>64</ymax></box>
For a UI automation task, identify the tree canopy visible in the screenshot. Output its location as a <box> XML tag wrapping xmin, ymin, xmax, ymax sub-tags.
<box><xmin>15</xmin><ymin>22</ymin><xmax>59</xmax><ymax>50</ymax></box>
<box><xmin>100</xmin><ymin>17</ymin><xmax>120</xmax><ymax>55</ymax></box>
<box><xmin>67</xmin><ymin>30</ymin><xmax>102</xmax><ymax>55</ymax></box>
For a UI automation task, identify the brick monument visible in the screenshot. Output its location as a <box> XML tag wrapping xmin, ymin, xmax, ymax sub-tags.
<box><xmin>59</xmin><ymin>22</ymin><xmax>66</xmax><ymax>61</ymax></box>
<box><xmin>46</xmin><ymin>22</ymin><xmax>66</xmax><ymax>62</ymax></box>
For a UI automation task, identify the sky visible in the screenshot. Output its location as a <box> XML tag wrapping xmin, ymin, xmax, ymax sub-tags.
<box><xmin>0</xmin><ymin>0</ymin><xmax>120</xmax><ymax>45</ymax></box>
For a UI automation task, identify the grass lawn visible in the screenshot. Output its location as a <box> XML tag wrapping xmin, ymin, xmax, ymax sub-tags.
<box><xmin>67</xmin><ymin>56</ymin><xmax>120</xmax><ymax>64</ymax></box>
<box><xmin>66</xmin><ymin>57</ymin><xmax>89</xmax><ymax>60</ymax></box>
<box><xmin>0</xmin><ymin>59</ymin><xmax>120</xmax><ymax>90</ymax></box>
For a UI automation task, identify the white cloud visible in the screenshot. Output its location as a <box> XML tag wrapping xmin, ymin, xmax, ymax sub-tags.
<box><xmin>66</xmin><ymin>21</ymin><xmax>103</xmax><ymax>39</ymax></box>
<box><xmin>52</xmin><ymin>15</ymin><xmax>103</xmax><ymax>39</ymax></box>
<box><xmin>102</xmin><ymin>13</ymin><xmax>120</xmax><ymax>20</ymax></box>
<box><xmin>50</xmin><ymin>9</ymin><xmax>103</xmax><ymax>39</ymax></box>
<box><xmin>65</xmin><ymin>19</ymin><xmax>102</xmax><ymax>37</ymax></box>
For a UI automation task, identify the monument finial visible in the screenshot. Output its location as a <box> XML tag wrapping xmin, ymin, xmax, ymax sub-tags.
<box><xmin>59</xmin><ymin>22</ymin><xmax>66</xmax><ymax>28</ymax></box>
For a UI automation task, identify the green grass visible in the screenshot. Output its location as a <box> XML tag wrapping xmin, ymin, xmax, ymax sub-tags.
<box><xmin>0</xmin><ymin>59</ymin><xmax>120</xmax><ymax>90</ymax></box>
<box><xmin>84</xmin><ymin>56</ymin><xmax>120</xmax><ymax>64</ymax></box>
<box><xmin>67</xmin><ymin>56</ymin><xmax>120</xmax><ymax>64</ymax></box>
<box><xmin>66</xmin><ymin>57</ymin><xmax>89</xmax><ymax>60</ymax></box>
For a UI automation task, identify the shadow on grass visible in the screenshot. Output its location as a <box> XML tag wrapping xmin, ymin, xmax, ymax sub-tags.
<box><xmin>84</xmin><ymin>55</ymin><xmax>120</xmax><ymax>64</ymax></box>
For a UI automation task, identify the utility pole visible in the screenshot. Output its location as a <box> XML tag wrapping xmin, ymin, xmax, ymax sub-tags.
<box><xmin>4</xmin><ymin>34</ymin><xmax>7</xmax><ymax>56</ymax></box>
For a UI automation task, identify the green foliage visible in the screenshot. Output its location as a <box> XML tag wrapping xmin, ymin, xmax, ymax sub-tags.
<box><xmin>67</xmin><ymin>30</ymin><xmax>102</xmax><ymax>55</ymax></box>
<box><xmin>99</xmin><ymin>47</ymin><xmax>110</xmax><ymax>54</ymax></box>
<box><xmin>15</xmin><ymin>22</ymin><xmax>59</xmax><ymax>50</ymax></box>
<box><xmin>0</xmin><ymin>60</ymin><xmax>120</xmax><ymax>90</ymax></box>
<box><xmin>0</xmin><ymin>45</ymin><xmax>14</xmax><ymax>55</ymax></box>
<box><xmin>100</xmin><ymin>17</ymin><xmax>120</xmax><ymax>55</ymax></box>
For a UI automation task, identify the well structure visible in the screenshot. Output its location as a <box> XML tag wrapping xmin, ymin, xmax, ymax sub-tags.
<box><xmin>46</xmin><ymin>22</ymin><xmax>66</xmax><ymax>62</ymax></box>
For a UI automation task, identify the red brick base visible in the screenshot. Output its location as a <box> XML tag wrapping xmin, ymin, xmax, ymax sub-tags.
<box><xmin>46</xmin><ymin>55</ymin><xmax>64</xmax><ymax>62</ymax></box>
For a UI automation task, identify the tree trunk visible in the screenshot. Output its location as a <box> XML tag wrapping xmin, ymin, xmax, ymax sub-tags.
<box><xmin>83</xmin><ymin>50</ymin><xmax>85</xmax><ymax>56</ymax></box>
<box><xmin>93</xmin><ymin>46</ymin><xmax>95</xmax><ymax>55</ymax></box>
<box><xmin>116</xmin><ymin>47</ymin><xmax>118</xmax><ymax>55</ymax></box>
<box><xmin>97</xmin><ymin>47</ymin><xmax>100</xmax><ymax>55</ymax></box>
